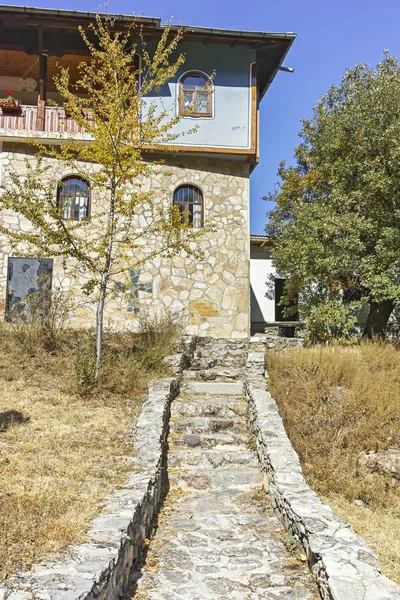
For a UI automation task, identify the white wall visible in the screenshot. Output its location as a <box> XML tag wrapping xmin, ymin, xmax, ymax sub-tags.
<box><xmin>250</xmin><ymin>242</ymin><xmax>276</xmax><ymax>324</ymax></box>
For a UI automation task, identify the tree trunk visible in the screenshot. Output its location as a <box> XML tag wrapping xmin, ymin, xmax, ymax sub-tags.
<box><xmin>95</xmin><ymin>271</ymin><xmax>108</xmax><ymax>381</ymax></box>
<box><xmin>94</xmin><ymin>183</ymin><xmax>116</xmax><ymax>381</ymax></box>
<box><xmin>363</xmin><ymin>299</ymin><xmax>394</xmax><ymax>339</ymax></box>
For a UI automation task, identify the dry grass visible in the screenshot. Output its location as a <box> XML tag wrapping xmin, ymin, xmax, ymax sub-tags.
<box><xmin>267</xmin><ymin>343</ymin><xmax>400</xmax><ymax>583</ymax></box>
<box><xmin>0</xmin><ymin>316</ymin><xmax>179</xmax><ymax>582</ymax></box>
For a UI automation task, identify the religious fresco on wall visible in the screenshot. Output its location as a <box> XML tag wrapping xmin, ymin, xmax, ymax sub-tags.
<box><xmin>5</xmin><ymin>257</ymin><xmax>53</xmax><ymax>321</ymax></box>
<box><xmin>117</xmin><ymin>268</ymin><xmax>153</xmax><ymax>314</ymax></box>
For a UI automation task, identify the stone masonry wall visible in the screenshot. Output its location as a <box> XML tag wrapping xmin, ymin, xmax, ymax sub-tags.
<box><xmin>0</xmin><ymin>143</ymin><xmax>250</xmax><ymax>338</ymax></box>
<box><xmin>250</xmin><ymin>333</ymin><xmax>304</xmax><ymax>352</ymax></box>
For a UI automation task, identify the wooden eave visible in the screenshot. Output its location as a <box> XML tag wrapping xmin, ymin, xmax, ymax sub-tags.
<box><xmin>250</xmin><ymin>235</ymin><xmax>270</xmax><ymax>247</ymax></box>
<box><xmin>0</xmin><ymin>5</ymin><xmax>296</xmax><ymax>97</ymax></box>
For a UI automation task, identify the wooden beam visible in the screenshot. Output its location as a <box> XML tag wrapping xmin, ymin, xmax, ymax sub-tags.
<box><xmin>249</xmin><ymin>63</ymin><xmax>258</xmax><ymax>158</ymax></box>
<box><xmin>37</xmin><ymin>27</ymin><xmax>47</xmax><ymax>131</ymax></box>
<box><xmin>38</xmin><ymin>28</ymin><xmax>48</xmax><ymax>101</ymax></box>
<box><xmin>39</xmin><ymin>54</ymin><xmax>48</xmax><ymax>102</ymax></box>
<box><xmin>145</xmin><ymin>143</ymin><xmax>255</xmax><ymax>159</ymax></box>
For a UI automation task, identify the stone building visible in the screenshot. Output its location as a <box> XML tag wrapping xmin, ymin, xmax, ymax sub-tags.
<box><xmin>0</xmin><ymin>6</ymin><xmax>295</xmax><ymax>338</ymax></box>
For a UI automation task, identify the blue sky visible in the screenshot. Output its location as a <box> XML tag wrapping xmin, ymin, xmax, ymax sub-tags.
<box><xmin>5</xmin><ymin>0</ymin><xmax>400</xmax><ymax>232</ymax></box>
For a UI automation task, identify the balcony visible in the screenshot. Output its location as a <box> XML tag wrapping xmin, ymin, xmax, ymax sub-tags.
<box><xmin>0</xmin><ymin>104</ymin><xmax>93</xmax><ymax>138</ymax></box>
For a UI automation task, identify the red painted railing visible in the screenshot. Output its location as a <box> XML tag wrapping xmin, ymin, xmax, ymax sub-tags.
<box><xmin>0</xmin><ymin>105</ymin><xmax>92</xmax><ymax>135</ymax></box>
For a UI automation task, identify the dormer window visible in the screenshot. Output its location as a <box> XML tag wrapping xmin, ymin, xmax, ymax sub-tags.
<box><xmin>57</xmin><ymin>176</ymin><xmax>90</xmax><ymax>220</ymax></box>
<box><xmin>178</xmin><ymin>72</ymin><xmax>213</xmax><ymax>118</ymax></box>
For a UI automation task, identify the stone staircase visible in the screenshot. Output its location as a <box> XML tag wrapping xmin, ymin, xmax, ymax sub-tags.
<box><xmin>187</xmin><ymin>337</ymin><xmax>248</xmax><ymax>381</ymax></box>
<box><xmin>129</xmin><ymin>347</ymin><xmax>318</xmax><ymax>600</ymax></box>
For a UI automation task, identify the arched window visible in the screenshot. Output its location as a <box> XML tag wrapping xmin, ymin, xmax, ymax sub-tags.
<box><xmin>57</xmin><ymin>176</ymin><xmax>90</xmax><ymax>220</ymax></box>
<box><xmin>178</xmin><ymin>71</ymin><xmax>213</xmax><ymax>118</ymax></box>
<box><xmin>173</xmin><ymin>185</ymin><xmax>203</xmax><ymax>229</ymax></box>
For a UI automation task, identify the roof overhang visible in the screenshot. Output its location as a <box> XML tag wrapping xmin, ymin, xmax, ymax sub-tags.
<box><xmin>0</xmin><ymin>5</ymin><xmax>296</xmax><ymax>99</ymax></box>
<box><xmin>250</xmin><ymin>234</ymin><xmax>270</xmax><ymax>247</ymax></box>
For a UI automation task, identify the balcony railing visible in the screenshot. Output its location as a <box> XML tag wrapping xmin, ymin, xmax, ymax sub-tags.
<box><xmin>0</xmin><ymin>104</ymin><xmax>93</xmax><ymax>136</ymax></box>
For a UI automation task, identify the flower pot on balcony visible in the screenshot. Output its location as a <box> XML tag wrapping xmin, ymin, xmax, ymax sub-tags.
<box><xmin>0</xmin><ymin>98</ymin><xmax>21</xmax><ymax>115</ymax></box>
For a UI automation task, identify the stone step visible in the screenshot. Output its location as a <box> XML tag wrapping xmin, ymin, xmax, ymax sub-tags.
<box><xmin>168</xmin><ymin>448</ymin><xmax>258</xmax><ymax>468</ymax></box>
<box><xmin>172</xmin><ymin>398</ymin><xmax>247</xmax><ymax>418</ymax></box>
<box><xmin>176</xmin><ymin>393</ymin><xmax>244</xmax><ymax>404</ymax></box>
<box><xmin>191</xmin><ymin>338</ymin><xmax>248</xmax><ymax>370</ymax></box>
<box><xmin>193</xmin><ymin>337</ymin><xmax>247</xmax><ymax>349</ymax></box>
<box><xmin>191</xmin><ymin>356</ymin><xmax>246</xmax><ymax>370</ymax></box>
<box><xmin>180</xmin><ymin>381</ymin><xmax>243</xmax><ymax>396</ymax></box>
<box><xmin>168</xmin><ymin>465</ymin><xmax>261</xmax><ymax>491</ymax></box>
<box><xmin>169</xmin><ymin>416</ymin><xmax>247</xmax><ymax>436</ymax></box>
<box><xmin>169</xmin><ymin>431</ymin><xmax>251</xmax><ymax>450</ymax></box>
<box><xmin>182</xmin><ymin>368</ymin><xmax>242</xmax><ymax>381</ymax></box>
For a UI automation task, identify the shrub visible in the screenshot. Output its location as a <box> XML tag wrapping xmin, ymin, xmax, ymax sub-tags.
<box><xmin>6</xmin><ymin>286</ymin><xmax>74</xmax><ymax>354</ymax></box>
<box><xmin>304</xmin><ymin>300</ymin><xmax>359</xmax><ymax>345</ymax></box>
<box><xmin>136</xmin><ymin>309</ymin><xmax>183</xmax><ymax>368</ymax></box>
<box><xmin>74</xmin><ymin>333</ymin><xmax>96</xmax><ymax>395</ymax></box>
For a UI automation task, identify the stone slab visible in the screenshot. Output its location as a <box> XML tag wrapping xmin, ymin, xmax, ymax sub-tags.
<box><xmin>180</xmin><ymin>381</ymin><xmax>244</xmax><ymax>395</ymax></box>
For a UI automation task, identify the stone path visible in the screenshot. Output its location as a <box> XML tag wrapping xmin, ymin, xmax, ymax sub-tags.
<box><xmin>129</xmin><ymin>376</ymin><xmax>319</xmax><ymax>600</ymax></box>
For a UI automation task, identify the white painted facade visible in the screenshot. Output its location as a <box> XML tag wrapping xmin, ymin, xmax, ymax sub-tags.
<box><xmin>250</xmin><ymin>238</ymin><xmax>276</xmax><ymax>329</ymax></box>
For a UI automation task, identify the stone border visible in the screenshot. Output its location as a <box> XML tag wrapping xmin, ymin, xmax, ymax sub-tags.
<box><xmin>245</xmin><ymin>355</ymin><xmax>400</xmax><ymax>600</ymax></box>
<box><xmin>250</xmin><ymin>334</ymin><xmax>303</xmax><ymax>351</ymax></box>
<box><xmin>0</xmin><ymin>377</ymin><xmax>179</xmax><ymax>600</ymax></box>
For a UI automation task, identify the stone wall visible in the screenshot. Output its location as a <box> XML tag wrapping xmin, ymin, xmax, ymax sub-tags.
<box><xmin>0</xmin><ymin>143</ymin><xmax>250</xmax><ymax>338</ymax></box>
<box><xmin>245</xmin><ymin>351</ymin><xmax>400</xmax><ymax>600</ymax></box>
<box><xmin>190</xmin><ymin>335</ymin><xmax>248</xmax><ymax>370</ymax></box>
<box><xmin>250</xmin><ymin>333</ymin><xmax>304</xmax><ymax>352</ymax></box>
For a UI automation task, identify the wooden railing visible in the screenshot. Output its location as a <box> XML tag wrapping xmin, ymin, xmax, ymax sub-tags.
<box><xmin>0</xmin><ymin>104</ymin><xmax>93</xmax><ymax>135</ymax></box>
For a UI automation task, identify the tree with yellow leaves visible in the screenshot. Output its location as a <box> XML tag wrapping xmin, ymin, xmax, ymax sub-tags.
<box><xmin>0</xmin><ymin>16</ymin><xmax>205</xmax><ymax>378</ymax></box>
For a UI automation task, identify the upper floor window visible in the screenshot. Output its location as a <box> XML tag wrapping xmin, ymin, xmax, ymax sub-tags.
<box><xmin>173</xmin><ymin>185</ymin><xmax>203</xmax><ymax>229</ymax></box>
<box><xmin>57</xmin><ymin>176</ymin><xmax>90</xmax><ymax>220</ymax></box>
<box><xmin>178</xmin><ymin>71</ymin><xmax>213</xmax><ymax>118</ymax></box>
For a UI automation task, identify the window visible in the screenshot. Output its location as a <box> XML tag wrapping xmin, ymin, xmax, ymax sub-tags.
<box><xmin>173</xmin><ymin>185</ymin><xmax>203</xmax><ymax>228</ymax></box>
<box><xmin>178</xmin><ymin>71</ymin><xmax>213</xmax><ymax>117</ymax></box>
<box><xmin>57</xmin><ymin>176</ymin><xmax>90</xmax><ymax>220</ymax></box>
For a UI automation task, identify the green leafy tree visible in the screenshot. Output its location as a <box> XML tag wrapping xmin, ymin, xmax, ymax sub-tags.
<box><xmin>0</xmin><ymin>16</ymin><xmax>206</xmax><ymax>378</ymax></box>
<box><xmin>266</xmin><ymin>52</ymin><xmax>400</xmax><ymax>339</ymax></box>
